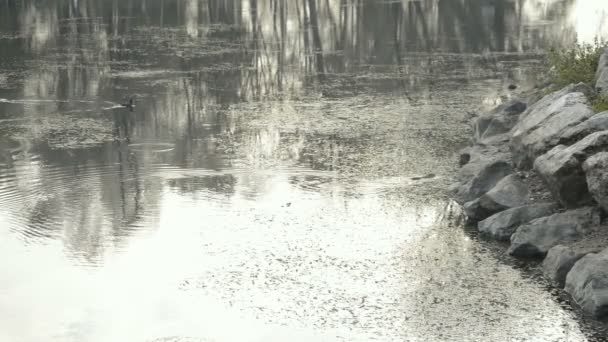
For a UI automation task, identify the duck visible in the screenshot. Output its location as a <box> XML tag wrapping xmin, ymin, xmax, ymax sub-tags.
<box><xmin>121</xmin><ymin>97</ymin><xmax>135</xmax><ymax>111</ymax></box>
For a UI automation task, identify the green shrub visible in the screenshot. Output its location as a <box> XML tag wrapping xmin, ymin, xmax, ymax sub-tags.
<box><xmin>592</xmin><ymin>94</ymin><xmax>608</xmax><ymax>112</ymax></box>
<box><xmin>548</xmin><ymin>38</ymin><xmax>607</xmax><ymax>88</ymax></box>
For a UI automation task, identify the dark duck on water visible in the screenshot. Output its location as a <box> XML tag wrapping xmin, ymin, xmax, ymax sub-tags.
<box><xmin>121</xmin><ymin>97</ymin><xmax>135</xmax><ymax>111</ymax></box>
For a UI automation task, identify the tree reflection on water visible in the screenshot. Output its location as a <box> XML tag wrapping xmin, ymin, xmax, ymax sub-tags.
<box><xmin>0</xmin><ymin>0</ymin><xmax>606</xmax><ymax>263</ymax></box>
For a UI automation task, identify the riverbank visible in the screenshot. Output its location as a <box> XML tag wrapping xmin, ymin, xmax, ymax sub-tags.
<box><xmin>451</xmin><ymin>47</ymin><xmax>608</xmax><ymax>318</ymax></box>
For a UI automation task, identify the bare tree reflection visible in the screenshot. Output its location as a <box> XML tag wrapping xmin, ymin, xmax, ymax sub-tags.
<box><xmin>0</xmin><ymin>0</ymin><xmax>604</xmax><ymax>263</ymax></box>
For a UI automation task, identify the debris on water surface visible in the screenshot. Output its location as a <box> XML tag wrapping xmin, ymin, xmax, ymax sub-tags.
<box><xmin>411</xmin><ymin>173</ymin><xmax>437</xmax><ymax>181</ymax></box>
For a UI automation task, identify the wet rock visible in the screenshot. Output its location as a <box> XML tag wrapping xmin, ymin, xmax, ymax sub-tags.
<box><xmin>459</xmin><ymin>135</ymin><xmax>510</xmax><ymax>166</ymax></box>
<box><xmin>559</xmin><ymin>111</ymin><xmax>608</xmax><ymax>145</ymax></box>
<box><xmin>508</xmin><ymin>206</ymin><xmax>601</xmax><ymax>258</ymax></box>
<box><xmin>565</xmin><ymin>249</ymin><xmax>608</xmax><ymax>318</ymax></box>
<box><xmin>478</xmin><ymin>203</ymin><xmax>556</xmax><ymax>241</ymax></box>
<box><xmin>452</xmin><ymin>160</ymin><xmax>513</xmax><ymax>205</ymax></box>
<box><xmin>463</xmin><ymin>174</ymin><xmax>529</xmax><ymax>221</ymax></box>
<box><xmin>511</xmin><ymin>84</ymin><xmax>595</xmax><ymax>168</ymax></box>
<box><xmin>597</xmin><ymin>48</ymin><xmax>608</xmax><ymax>96</ymax></box>
<box><xmin>583</xmin><ymin>153</ymin><xmax>608</xmax><ymax>213</ymax></box>
<box><xmin>474</xmin><ymin>99</ymin><xmax>526</xmax><ymax>141</ymax></box>
<box><xmin>543</xmin><ymin>231</ymin><xmax>608</xmax><ymax>289</ymax></box>
<box><xmin>459</xmin><ymin>153</ymin><xmax>471</xmax><ymax>167</ymax></box>
<box><xmin>457</xmin><ymin>135</ymin><xmax>511</xmax><ymax>182</ymax></box>
<box><xmin>534</xmin><ymin>131</ymin><xmax>608</xmax><ymax>208</ymax></box>
<box><xmin>543</xmin><ymin>245</ymin><xmax>589</xmax><ymax>288</ymax></box>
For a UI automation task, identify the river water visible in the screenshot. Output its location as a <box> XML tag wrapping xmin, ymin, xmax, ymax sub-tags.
<box><xmin>1</xmin><ymin>1</ymin><xmax>608</xmax><ymax>341</ymax></box>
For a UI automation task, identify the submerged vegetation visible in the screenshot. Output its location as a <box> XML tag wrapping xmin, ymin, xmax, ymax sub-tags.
<box><xmin>547</xmin><ymin>38</ymin><xmax>608</xmax><ymax>112</ymax></box>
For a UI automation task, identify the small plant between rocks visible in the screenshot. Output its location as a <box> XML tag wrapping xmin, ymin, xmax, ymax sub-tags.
<box><xmin>548</xmin><ymin>38</ymin><xmax>607</xmax><ymax>87</ymax></box>
<box><xmin>547</xmin><ymin>38</ymin><xmax>608</xmax><ymax>112</ymax></box>
<box><xmin>592</xmin><ymin>93</ymin><xmax>608</xmax><ymax>112</ymax></box>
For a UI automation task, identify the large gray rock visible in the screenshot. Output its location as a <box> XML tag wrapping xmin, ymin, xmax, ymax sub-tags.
<box><xmin>458</xmin><ymin>139</ymin><xmax>510</xmax><ymax>180</ymax></box>
<box><xmin>565</xmin><ymin>249</ymin><xmax>608</xmax><ymax>318</ymax></box>
<box><xmin>511</xmin><ymin>84</ymin><xmax>595</xmax><ymax>169</ymax></box>
<box><xmin>534</xmin><ymin>131</ymin><xmax>608</xmax><ymax>208</ymax></box>
<box><xmin>452</xmin><ymin>160</ymin><xmax>513</xmax><ymax>205</ymax></box>
<box><xmin>508</xmin><ymin>206</ymin><xmax>601</xmax><ymax>258</ymax></box>
<box><xmin>583</xmin><ymin>152</ymin><xmax>608</xmax><ymax>212</ymax></box>
<box><xmin>475</xmin><ymin>99</ymin><xmax>527</xmax><ymax>141</ymax></box>
<box><xmin>518</xmin><ymin>83</ymin><xmax>594</xmax><ymax>121</ymax></box>
<box><xmin>463</xmin><ymin>174</ymin><xmax>529</xmax><ymax>221</ymax></box>
<box><xmin>597</xmin><ymin>48</ymin><xmax>608</xmax><ymax>96</ymax></box>
<box><xmin>559</xmin><ymin>111</ymin><xmax>608</xmax><ymax>145</ymax></box>
<box><xmin>478</xmin><ymin>203</ymin><xmax>556</xmax><ymax>241</ymax></box>
<box><xmin>543</xmin><ymin>245</ymin><xmax>589</xmax><ymax>288</ymax></box>
<box><xmin>543</xmin><ymin>231</ymin><xmax>608</xmax><ymax>289</ymax></box>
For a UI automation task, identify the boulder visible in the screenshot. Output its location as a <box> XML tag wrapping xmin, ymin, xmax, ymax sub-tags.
<box><xmin>518</xmin><ymin>83</ymin><xmax>594</xmax><ymax>121</ymax></box>
<box><xmin>534</xmin><ymin>131</ymin><xmax>608</xmax><ymax>208</ymax></box>
<box><xmin>458</xmin><ymin>144</ymin><xmax>507</xmax><ymax>169</ymax></box>
<box><xmin>597</xmin><ymin>48</ymin><xmax>608</xmax><ymax>96</ymax></box>
<box><xmin>478</xmin><ymin>203</ymin><xmax>556</xmax><ymax>241</ymax></box>
<box><xmin>543</xmin><ymin>230</ymin><xmax>608</xmax><ymax>289</ymax></box>
<box><xmin>510</xmin><ymin>84</ymin><xmax>595</xmax><ymax>168</ymax></box>
<box><xmin>583</xmin><ymin>152</ymin><xmax>608</xmax><ymax>212</ymax></box>
<box><xmin>564</xmin><ymin>249</ymin><xmax>608</xmax><ymax>318</ymax></box>
<box><xmin>458</xmin><ymin>135</ymin><xmax>511</xmax><ymax>177</ymax></box>
<box><xmin>452</xmin><ymin>160</ymin><xmax>513</xmax><ymax>205</ymax></box>
<box><xmin>508</xmin><ymin>206</ymin><xmax>601</xmax><ymax>258</ymax></box>
<box><xmin>474</xmin><ymin>99</ymin><xmax>527</xmax><ymax>141</ymax></box>
<box><xmin>479</xmin><ymin>132</ymin><xmax>511</xmax><ymax>146</ymax></box>
<box><xmin>463</xmin><ymin>174</ymin><xmax>529</xmax><ymax>221</ymax></box>
<box><xmin>543</xmin><ymin>245</ymin><xmax>589</xmax><ymax>288</ymax></box>
<box><xmin>559</xmin><ymin>111</ymin><xmax>608</xmax><ymax>145</ymax></box>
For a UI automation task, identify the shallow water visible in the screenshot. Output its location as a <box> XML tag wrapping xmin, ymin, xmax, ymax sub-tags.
<box><xmin>1</xmin><ymin>1</ymin><xmax>608</xmax><ymax>341</ymax></box>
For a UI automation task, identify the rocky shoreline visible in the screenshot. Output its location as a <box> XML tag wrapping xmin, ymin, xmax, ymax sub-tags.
<box><xmin>451</xmin><ymin>48</ymin><xmax>608</xmax><ymax>318</ymax></box>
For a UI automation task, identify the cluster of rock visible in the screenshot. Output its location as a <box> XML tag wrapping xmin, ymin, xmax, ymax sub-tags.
<box><xmin>451</xmin><ymin>48</ymin><xmax>608</xmax><ymax>318</ymax></box>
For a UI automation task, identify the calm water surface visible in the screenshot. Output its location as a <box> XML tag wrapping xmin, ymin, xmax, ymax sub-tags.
<box><xmin>1</xmin><ymin>1</ymin><xmax>608</xmax><ymax>341</ymax></box>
